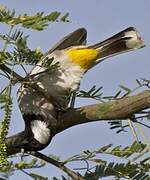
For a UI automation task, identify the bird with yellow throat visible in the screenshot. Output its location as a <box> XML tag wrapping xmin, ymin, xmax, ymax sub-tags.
<box><xmin>13</xmin><ymin>27</ymin><xmax>145</xmax><ymax>152</ymax></box>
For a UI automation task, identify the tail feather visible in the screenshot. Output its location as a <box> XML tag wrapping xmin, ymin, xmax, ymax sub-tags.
<box><xmin>88</xmin><ymin>27</ymin><xmax>145</xmax><ymax>62</ymax></box>
<box><xmin>5</xmin><ymin>131</ymin><xmax>27</xmax><ymax>155</ymax></box>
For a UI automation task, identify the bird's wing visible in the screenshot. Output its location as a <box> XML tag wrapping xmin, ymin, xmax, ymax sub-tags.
<box><xmin>42</xmin><ymin>27</ymin><xmax>87</xmax><ymax>59</ymax></box>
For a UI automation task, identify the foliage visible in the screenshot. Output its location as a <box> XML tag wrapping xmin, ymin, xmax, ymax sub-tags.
<box><xmin>77</xmin><ymin>85</ymin><xmax>103</xmax><ymax>101</ymax></box>
<box><xmin>84</xmin><ymin>162</ymin><xmax>149</xmax><ymax>180</ymax></box>
<box><xmin>49</xmin><ymin>142</ymin><xmax>150</xmax><ymax>179</ymax></box>
<box><xmin>6</xmin><ymin>142</ymin><xmax>150</xmax><ymax>179</ymax></box>
<box><xmin>5</xmin><ymin>154</ymin><xmax>59</xmax><ymax>179</ymax></box>
<box><xmin>0</xmin><ymin>86</ymin><xmax>12</xmax><ymax>169</ymax></box>
<box><xmin>0</xmin><ymin>5</ymin><xmax>69</xmax><ymax>30</ymax></box>
<box><xmin>77</xmin><ymin>78</ymin><xmax>150</xmax><ymax>102</ymax></box>
<box><xmin>0</xmin><ymin>29</ymin><xmax>42</xmax><ymax>67</ymax></box>
<box><xmin>63</xmin><ymin>141</ymin><xmax>150</xmax><ymax>179</ymax></box>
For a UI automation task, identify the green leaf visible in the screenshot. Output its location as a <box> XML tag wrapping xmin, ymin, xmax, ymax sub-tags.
<box><xmin>29</xmin><ymin>173</ymin><xmax>48</xmax><ymax>180</ymax></box>
<box><xmin>60</xmin><ymin>12</ymin><xmax>69</xmax><ymax>22</ymax></box>
<box><xmin>84</xmin><ymin>161</ymin><xmax>149</xmax><ymax>179</ymax></box>
<box><xmin>47</xmin><ymin>11</ymin><xmax>61</xmax><ymax>21</ymax></box>
<box><xmin>114</xmin><ymin>90</ymin><xmax>122</xmax><ymax>99</ymax></box>
<box><xmin>77</xmin><ymin>85</ymin><xmax>103</xmax><ymax>100</ymax></box>
<box><xmin>120</xmin><ymin>85</ymin><xmax>131</xmax><ymax>93</ymax></box>
<box><xmin>97</xmin><ymin>144</ymin><xmax>112</xmax><ymax>153</ymax></box>
<box><xmin>108</xmin><ymin>120</ymin><xmax>127</xmax><ymax>134</ymax></box>
<box><xmin>0</xmin><ymin>6</ymin><xmax>69</xmax><ymax>30</ymax></box>
<box><xmin>136</xmin><ymin>79</ymin><xmax>142</xmax><ymax>87</ymax></box>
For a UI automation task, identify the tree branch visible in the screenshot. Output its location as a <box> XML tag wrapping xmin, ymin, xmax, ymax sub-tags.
<box><xmin>28</xmin><ymin>151</ymin><xmax>84</xmax><ymax>180</ymax></box>
<box><xmin>56</xmin><ymin>90</ymin><xmax>150</xmax><ymax>133</ymax></box>
<box><xmin>0</xmin><ymin>64</ymin><xmax>23</xmax><ymax>81</ymax></box>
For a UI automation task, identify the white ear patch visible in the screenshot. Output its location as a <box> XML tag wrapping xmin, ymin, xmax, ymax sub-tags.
<box><xmin>31</xmin><ymin>120</ymin><xmax>51</xmax><ymax>144</ymax></box>
<box><xmin>125</xmin><ymin>30</ymin><xmax>145</xmax><ymax>49</ymax></box>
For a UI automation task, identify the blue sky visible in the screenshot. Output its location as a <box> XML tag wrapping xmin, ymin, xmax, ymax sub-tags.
<box><xmin>0</xmin><ymin>0</ymin><xmax>150</xmax><ymax>179</ymax></box>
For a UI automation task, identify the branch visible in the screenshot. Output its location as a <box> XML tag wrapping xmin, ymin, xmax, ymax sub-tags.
<box><xmin>57</xmin><ymin>90</ymin><xmax>150</xmax><ymax>133</ymax></box>
<box><xmin>28</xmin><ymin>151</ymin><xmax>84</xmax><ymax>180</ymax></box>
<box><xmin>0</xmin><ymin>64</ymin><xmax>23</xmax><ymax>83</ymax></box>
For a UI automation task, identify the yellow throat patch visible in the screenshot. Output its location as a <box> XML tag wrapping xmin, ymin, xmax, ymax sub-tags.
<box><xmin>66</xmin><ymin>48</ymin><xmax>98</xmax><ymax>69</ymax></box>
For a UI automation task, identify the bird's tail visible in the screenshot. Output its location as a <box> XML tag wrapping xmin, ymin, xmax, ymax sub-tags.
<box><xmin>88</xmin><ymin>27</ymin><xmax>145</xmax><ymax>64</ymax></box>
<box><xmin>5</xmin><ymin>131</ymin><xmax>27</xmax><ymax>156</ymax></box>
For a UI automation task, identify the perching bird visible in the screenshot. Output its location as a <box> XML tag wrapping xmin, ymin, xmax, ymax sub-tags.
<box><xmin>7</xmin><ymin>27</ymin><xmax>145</xmax><ymax>153</ymax></box>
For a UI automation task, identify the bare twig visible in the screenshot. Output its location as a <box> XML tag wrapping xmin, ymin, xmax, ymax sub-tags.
<box><xmin>28</xmin><ymin>151</ymin><xmax>84</xmax><ymax>180</ymax></box>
